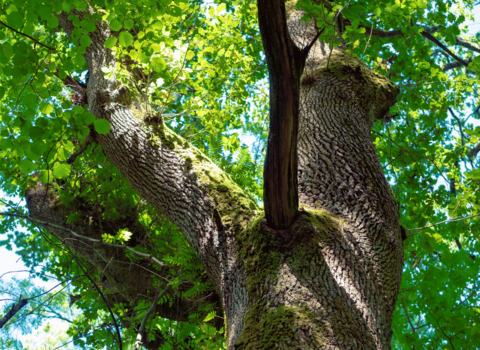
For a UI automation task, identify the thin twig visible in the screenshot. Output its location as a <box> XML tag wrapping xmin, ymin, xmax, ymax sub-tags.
<box><xmin>429</xmin><ymin>312</ymin><xmax>456</xmax><ymax>349</ymax></box>
<box><xmin>400</xmin><ymin>295</ymin><xmax>416</xmax><ymax>337</ymax></box>
<box><xmin>133</xmin><ymin>281</ymin><xmax>175</xmax><ymax>350</ymax></box>
<box><xmin>66</xmin><ymin>134</ymin><xmax>94</xmax><ymax>164</ymax></box>
<box><xmin>0</xmin><ymin>212</ymin><xmax>167</xmax><ymax>269</ymax></box>
<box><xmin>409</xmin><ymin>213</ymin><xmax>480</xmax><ymax>232</ymax></box>
<box><xmin>0</xmin><ymin>20</ymin><xmax>56</xmax><ymax>51</ymax></box>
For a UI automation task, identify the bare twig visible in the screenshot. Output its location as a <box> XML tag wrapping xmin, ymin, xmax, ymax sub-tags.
<box><xmin>409</xmin><ymin>213</ymin><xmax>480</xmax><ymax>232</ymax></box>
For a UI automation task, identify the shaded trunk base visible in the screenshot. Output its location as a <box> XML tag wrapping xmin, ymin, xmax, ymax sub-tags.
<box><xmin>230</xmin><ymin>210</ymin><xmax>400</xmax><ymax>350</ymax></box>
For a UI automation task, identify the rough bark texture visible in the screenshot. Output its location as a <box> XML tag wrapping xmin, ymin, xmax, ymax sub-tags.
<box><xmin>24</xmin><ymin>180</ymin><xmax>222</xmax><ymax>327</ymax></box>
<box><xmin>26</xmin><ymin>4</ymin><xmax>403</xmax><ymax>349</ymax></box>
<box><xmin>55</xmin><ymin>8</ymin><xmax>255</xmax><ymax>346</ymax></box>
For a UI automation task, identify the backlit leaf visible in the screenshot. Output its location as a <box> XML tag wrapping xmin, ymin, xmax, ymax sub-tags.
<box><xmin>118</xmin><ymin>31</ymin><xmax>134</xmax><ymax>47</ymax></box>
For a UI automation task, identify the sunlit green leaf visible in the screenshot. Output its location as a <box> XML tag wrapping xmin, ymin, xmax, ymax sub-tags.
<box><xmin>118</xmin><ymin>31</ymin><xmax>133</xmax><ymax>47</ymax></box>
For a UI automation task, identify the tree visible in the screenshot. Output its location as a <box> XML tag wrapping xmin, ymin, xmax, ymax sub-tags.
<box><xmin>0</xmin><ymin>0</ymin><xmax>479</xmax><ymax>349</ymax></box>
<box><xmin>0</xmin><ymin>276</ymin><xmax>77</xmax><ymax>349</ymax></box>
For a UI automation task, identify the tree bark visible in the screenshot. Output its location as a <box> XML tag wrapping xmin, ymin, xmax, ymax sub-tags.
<box><xmin>257</xmin><ymin>0</ymin><xmax>304</xmax><ymax>230</ymax></box>
<box><xmin>27</xmin><ymin>4</ymin><xmax>403</xmax><ymax>349</ymax></box>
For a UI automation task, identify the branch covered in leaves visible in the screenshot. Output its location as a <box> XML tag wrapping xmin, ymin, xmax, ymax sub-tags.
<box><xmin>344</xmin><ymin>20</ymin><xmax>476</xmax><ymax>68</ymax></box>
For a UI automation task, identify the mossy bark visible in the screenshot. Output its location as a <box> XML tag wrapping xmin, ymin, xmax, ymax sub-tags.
<box><xmin>26</xmin><ymin>5</ymin><xmax>403</xmax><ymax>349</ymax></box>
<box><xmin>230</xmin><ymin>8</ymin><xmax>403</xmax><ymax>349</ymax></box>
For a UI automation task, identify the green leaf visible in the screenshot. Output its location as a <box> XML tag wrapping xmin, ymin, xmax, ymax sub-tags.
<box><xmin>139</xmin><ymin>51</ymin><xmax>150</xmax><ymax>63</ymax></box>
<box><xmin>7</xmin><ymin>12</ymin><xmax>23</xmax><ymax>30</ymax></box>
<box><xmin>118</xmin><ymin>32</ymin><xmax>134</xmax><ymax>47</ymax></box>
<box><xmin>72</xmin><ymin>105</ymin><xmax>85</xmax><ymax>115</ymax></box>
<box><xmin>38</xmin><ymin>5</ymin><xmax>52</xmax><ymax>20</ymax></box>
<box><xmin>29</xmin><ymin>126</ymin><xmax>43</xmax><ymax>139</ymax></box>
<box><xmin>62</xmin><ymin>1</ymin><xmax>71</xmax><ymax>12</ymax></box>
<box><xmin>2</xmin><ymin>44</ymin><xmax>13</xmax><ymax>58</ymax></box>
<box><xmin>94</xmin><ymin>119</ymin><xmax>110</xmax><ymax>134</ymax></box>
<box><xmin>39</xmin><ymin>170</ymin><xmax>53</xmax><ymax>183</ymax></box>
<box><xmin>57</xmin><ymin>148</ymin><xmax>67</xmax><ymax>161</ymax></box>
<box><xmin>186</xmin><ymin>51</ymin><xmax>194</xmax><ymax>60</ymax></box>
<box><xmin>105</xmin><ymin>37</ymin><xmax>117</xmax><ymax>49</ymax></box>
<box><xmin>63</xmin><ymin>59</ymin><xmax>75</xmax><ymax>71</ymax></box>
<box><xmin>47</xmin><ymin>16</ymin><xmax>59</xmax><ymax>29</ymax></box>
<box><xmin>80</xmin><ymin>35</ymin><xmax>92</xmax><ymax>47</ymax></box>
<box><xmin>39</xmin><ymin>102</ymin><xmax>54</xmax><ymax>115</ymax></box>
<box><xmin>110</xmin><ymin>19</ymin><xmax>123</xmax><ymax>31</ymax></box>
<box><xmin>152</xmin><ymin>21</ymin><xmax>163</xmax><ymax>30</ymax></box>
<box><xmin>468</xmin><ymin>56</ymin><xmax>480</xmax><ymax>72</ymax></box>
<box><xmin>203</xmin><ymin>311</ymin><xmax>215</xmax><ymax>322</ymax></box>
<box><xmin>117</xmin><ymin>228</ymin><xmax>132</xmax><ymax>242</ymax></box>
<box><xmin>53</xmin><ymin>162</ymin><xmax>71</xmax><ymax>179</ymax></box>
<box><xmin>115</xmin><ymin>4</ymin><xmax>127</xmax><ymax>15</ymax></box>
<box><xmin>19</xmin><ymin>159</ymin><xmax>35</xmax><ymax>174</ymax></box>
<box><xmin>168</xmin><ymin>5</ymin><xmax>182</xmax><ymax>17</ymax></box>
<box><xmin>74</xmin><ymin>55</ymin><xmax>86</xmax><ymax>68</ymax></box>
<box><xmin>151</xmin><ymin>56</ymin><xmax>166</xmax><ymax>71</ymax></box>
<box><xmin>124</xmin><ymin>19</ymin><xmax>134</xmax><ymax>30</ymax></box>
<box><xmin>82</xmin><ymin>112</ymin><xmax>96</xmax><ymax>124</ymax></box>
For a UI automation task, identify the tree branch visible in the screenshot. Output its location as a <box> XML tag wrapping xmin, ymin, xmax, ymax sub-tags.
<box><xmin>409</xmin><ymin>213</ymin><xmax>480</xmax><ymax>232</ymax></box>
<box><xmin>133</xmin><ymin>283</ymin><xmax>173</xmax><ymax>350</ymax></box>
<box><xmin>343</xmin><ymin>20</ymin><xmax>473</xmax><ymax>67</ymax></box>
<box><xmin>0</xmin><ymin>212</ymin><xmax>168</xmax><ymax>269</ymax></box>
<box><xmin>66</xmin><ymin>134</ymin><xmax>93</xmax><ymax>164</ymax></box>
<box><xmin>468</xmin><ymin>142</ymin><xmax>480</xmax><ymax>159</ymax></box>
<box><xmin>400</xmin><ymin>295</ymin><xmax>416</xmax><ymax>337</ymax></box>
<box><xmin>442</xmin><ymin>57</ymin><xmax>474</xmax><ymax>72</ymax></box>
<box><xmin>257</xmin><ymin>0</ymin><xmax>304</xmax><ymax>229</ymax></box>
<box><xmin>455</xmin><ymin>37</ymin><xmax>480</xmax><ymax>54</ymax></box>
<box><xmin>0</xmin><ymin>297</ymin><xmax>28</xmax><ymax>329</ymax></box>
<box><xmin>421</xmin><ymin>31</ymin><xmax>469</xmax><ymax>67</ymax></box>
<box><xmin>0</xmin><ymin>20</ymin><xmax>56</xmax><ymax>51</ymax></box>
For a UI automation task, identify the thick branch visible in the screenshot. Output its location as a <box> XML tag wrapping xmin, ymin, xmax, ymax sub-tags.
<box><xmin>421</xmin><ymin>31</ymin><xmax>469</xmax><ymax>67</ymax></box>
<box><xmin>455</xmin><ymin>37</ymin><xmax>480</xmax><ymax>54</ymax></box>
<box><xmin>257</xmin><ymin>0</ymin><xmax>305</xmax><ymax>229</ymax></box>
<box><xmin>23</xmin><ymin>181</ymin><xmax>218</xmax><ymax>324</ymax></box>
<box><xmin>0</xmin><ymin>297</ymin><xmax>28</xmax><ymax>329</ymax></box>
<box><xmin>443</xmin><ymin>57</ymin><xmax>474</xmax><ymax>72</ymax></box>
<box><xmin>55</xmin><ymin>10</ymin><xmax>255</xmax><ymax>344</ymax></box>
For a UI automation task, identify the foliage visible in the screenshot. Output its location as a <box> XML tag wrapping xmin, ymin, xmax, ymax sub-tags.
<box><xmin>0</xmin><ymin>0</ymin><xmax>478</xmax><ymax>348</ymax></box>
<box><xmin>0</xmin><ymin>276</ymin><xmax>76</xmax><ymax>349</ymax></box>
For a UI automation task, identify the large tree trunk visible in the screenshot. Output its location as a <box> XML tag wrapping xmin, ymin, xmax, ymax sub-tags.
<box><xmin>26</xmin><ymin>3</ymin><xmax>403</xmax><ymax>349</ymax></box>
